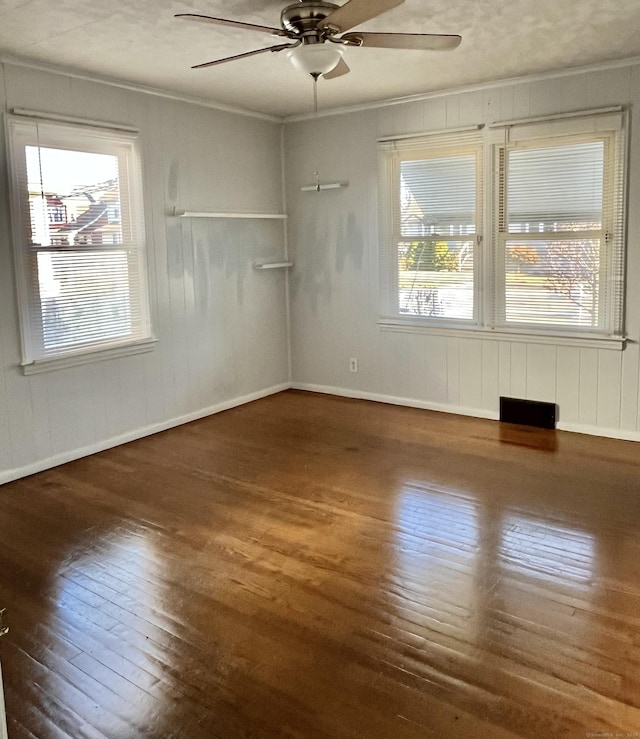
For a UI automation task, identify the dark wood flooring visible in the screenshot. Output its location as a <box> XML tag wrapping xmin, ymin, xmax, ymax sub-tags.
<box><xmin>1</xmin><ymin>390</ymin><xmax>640</xmax><ymax>738</ymax></box>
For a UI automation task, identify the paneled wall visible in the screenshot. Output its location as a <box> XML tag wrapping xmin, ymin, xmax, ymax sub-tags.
<box><xmin>285</xmin><ymin>63</ymin><xmax>640</xmax><ymax>440</ymax></box>
<box><xmin>2</xmin><ymin>60</ymin><xmax>639</xmax><ymax>485</ymax></box>
<box><xmin>0</xmin><ymin>63</ymin><xmax>290</xmax><ymax>483</ymax></box>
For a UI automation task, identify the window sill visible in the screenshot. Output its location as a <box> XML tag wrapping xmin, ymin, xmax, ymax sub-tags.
<box><xmin>21</xmin><ymin>338</ymin><xmax>158</xmax><ymax>375</ymax></box>
<box><xmin>378</xmin><ymin>319</ymin><xmax>627</xmax><ymax>351</ymax></box>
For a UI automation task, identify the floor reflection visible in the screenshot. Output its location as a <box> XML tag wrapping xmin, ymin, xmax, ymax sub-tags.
<box><xmin>48</xmin><ymin>524</ymin><xmax>173</xmax><ymax>736</ymax></box>
<box><xmin>391</xmin><ymin>483</ymin><xmax>597</xmax><ymax>665</ymax></box>
<box><xmin>501</xmin><ymin>513</ymin><xmax>595</xmax><ymax>585</ymax></box>
<box><xmin>391</xmin><ymin>483</ymin><xmax>479</xmax><ymax>636</ymax></box>
<box><xmin>393</xmin><ymin>483</ymin><xmax>479</xmax><ymax>583</ymax></box>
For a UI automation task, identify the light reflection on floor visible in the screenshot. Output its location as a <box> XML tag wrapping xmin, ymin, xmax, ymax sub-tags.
<box><xmin>501</xmin><ymin>513</ymin><xmax>595</xmax><ymax>585</ymax></box>
<box><xmin>51</xmin><ymin>525</ymin><xmax>169</xmax><ymax>730</ymax></box>
<box><xmin>391</xmin><ymin>483</ymin><xmax>479</xmax><ymax>626</ymax></box>
<box><xmin>391</xmin><ymin>483</ymin><xmax>596</xmax><ymax>658</ymax></box>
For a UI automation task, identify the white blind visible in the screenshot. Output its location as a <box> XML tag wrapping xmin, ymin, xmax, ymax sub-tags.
<box><xmin>494</xmin><ymin>120</ymin><xmax>625</xmax><ymax>335</ymax></box>
<box><xmin>380</xmin><ymin>130</ymin><xmax>483</xmax><ymax>322</ymax></box>
<box><xmin>507</xmin><ymin>141</ymin><xmax>604</xmax><ymax>229</ymax></box>
<box><xmin>7</xmin><ymin>116</ymin><xmax>151</xmax><ymax>364</ymax></box>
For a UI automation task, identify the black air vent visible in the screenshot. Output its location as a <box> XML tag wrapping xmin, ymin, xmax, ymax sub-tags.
<box><xmin>499</xmin><ymin>397</ymin><xmax>557</xmax><ymax>430</ymax></box>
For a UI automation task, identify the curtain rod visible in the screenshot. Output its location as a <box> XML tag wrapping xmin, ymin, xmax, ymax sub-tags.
<box><xmin>11</xmin><ymin>108</ymin><xmax>139</xmax><ymax>133</ymax></box>
<box><xmin>489</xmin><ymin>106</ymin><xmax>623</xmax><ymax>129</ymax></box>
<box><xmin>377</xmin><ymin>124</ymin><xmax>483</xmax><ymax>143</ymax></box>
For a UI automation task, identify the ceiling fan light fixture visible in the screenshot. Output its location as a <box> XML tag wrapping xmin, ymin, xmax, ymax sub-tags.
<box><xmin>286</xmin><ymin>43</ymin><xmax>344</xmax><ymax>76</ymax></box>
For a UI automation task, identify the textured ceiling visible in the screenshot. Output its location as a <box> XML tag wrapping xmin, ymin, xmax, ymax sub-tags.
<box><xmin>1</xmin><ymin>0</ymin><xmax>639</xmax><ymax>118</ymax></box>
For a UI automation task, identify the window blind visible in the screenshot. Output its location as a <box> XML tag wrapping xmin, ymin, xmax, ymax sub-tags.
<box><xmin>493</xmin><ymin>122</ymin><xmax>625</xmax><ymax>335</ymax></box>
<box><xmin>379</xmin><ymin>130</ymin><xmax>483</xmax><ymax>323</ymax></box>
<box><xmin>7</xmin><ymin>115</ymin><xmax>152</xmax><ymax>364</ymax></box>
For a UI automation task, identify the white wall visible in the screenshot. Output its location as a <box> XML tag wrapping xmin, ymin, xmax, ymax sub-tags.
<box><xmin>0</xmin><ymin>62</ymin><xmax>290</xmax><ymax>483</ymax></box>
<box><xmin>2</xmin><ymin>60</ymin><xmax>639</xmax><ymax>486</ymax></box>
<box><xmin>285</xmin><ymin>63</ymin><xmax>640</xmax><ymax>441</ymax></box>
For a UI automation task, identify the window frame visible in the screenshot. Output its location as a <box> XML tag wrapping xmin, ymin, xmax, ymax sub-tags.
<box><xmin>379</xmin><ymin>127</ymin><xmax>485</xmax><ymax>329</ymax></box>
<box><xmin>378</xmin><ymin>111</ymin><xmax>627</xmax><ymax>350</ymax></box>
<box><xmin>6</xmin><ymin>113</ymin><xmax>155</xmax><ymax>373</ymax></box>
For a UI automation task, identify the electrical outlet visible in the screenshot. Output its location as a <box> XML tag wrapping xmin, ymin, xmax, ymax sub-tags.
<box><xmin>349</xmin><ymin>357</ymin><xmax>358</xmax><ymax>373</ymax></box>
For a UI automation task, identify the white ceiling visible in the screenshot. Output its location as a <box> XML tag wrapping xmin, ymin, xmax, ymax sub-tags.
<box><xmin>1</xmin><ymin>0</ymin><xmax>639</xmax><ymax>119</ymax></box>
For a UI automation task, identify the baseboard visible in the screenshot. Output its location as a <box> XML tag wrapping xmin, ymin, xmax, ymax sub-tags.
<box><xmin>290</xmin><ymin>382</ymin><xmax>500</xmax><ymax>422</ymax></box>
<box><xmin>0</xmin><ymin>382</ymin><xmax>291</xmax><ymax>486</ymax></box>
<box><xmin>556</xmin><ymin>421</ymin><xmax>640</xmax><ymax>442</ymax></box>
<box><xmin>4</xmin><ymin>381</ymin><xmax>637</xmax><ymax>486</ymax></box>
<box><xmin>292</xmin><ymin>382</ymin><xmax>640</xmax><ymax>443</ymax></box>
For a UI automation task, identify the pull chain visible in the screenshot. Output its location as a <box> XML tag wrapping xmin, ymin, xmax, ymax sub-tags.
<box><xmin>311</xmin><ymin>73</ymin><xmax>320</xmax><ymax>185</ymax></box>
<box><xmin>312</xmin><ymin>73</ymin><xmax>319</xmax><ymax>116</ymax></box>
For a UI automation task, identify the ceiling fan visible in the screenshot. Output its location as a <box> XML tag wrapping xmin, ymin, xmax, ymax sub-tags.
<box><xmin>176</xmin><ymin>0</ymin><xmax>462</xmax><ymax>80</ymax></box>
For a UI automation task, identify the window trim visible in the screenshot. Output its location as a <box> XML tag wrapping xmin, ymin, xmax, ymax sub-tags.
<box><xmin>379</xmin><ymin>128</ymin><xmax>485</xmax><ymax>326</ymax></box>
<box><xmin>6</xmin><ymin>113</ymin><xmax>155</xmax><ymax>373</ymax></box>
<box><xmin>379</xmin><ymin>109</ymin><xmax>628</xmax><ymax>347</ymax></box>
<box><xmin>377</xmin><ymin>319</ymin><xmax>626</xmax><ymax>350</ymax></box>
<box><xmin>21</xmin><ymin>337</ymin><xmax>158</xmax><ymax>375</ymax></box>
<box><xmin>490</xmin><ymin>129</ymin><xmax>623</xmax><ymax>336</ymax></box>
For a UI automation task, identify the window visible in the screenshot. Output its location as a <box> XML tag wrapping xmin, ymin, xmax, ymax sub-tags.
<box><xmin>379</xmin><ymin>111</ymin><xmax>627</xmax><ymax>343</ymax></box>
<box><xmin>493</xmin><ymin>115</ymin><xmax>625</xmax><ymax>337</ymax></box>
<box><xmin>7</xmin><ymin>115</ymin><xmax>153</xmax><ymax>369</ymax></box>
<box><xmin>379</xmin><ymin>129</ymin><xmax>483</xmax><ymax>325</ymax></box>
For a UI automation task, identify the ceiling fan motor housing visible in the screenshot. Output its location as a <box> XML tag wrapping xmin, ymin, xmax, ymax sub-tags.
<box><xmin>281</xmin><ymin>1</ymin><xmax>340</xmax><ymax>40</ymax></box>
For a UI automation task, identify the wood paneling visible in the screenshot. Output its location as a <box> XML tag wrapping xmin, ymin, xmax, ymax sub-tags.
<box><xmin>509</xmin><ymin>343</ymin><xmax>528</xmax><ymax>400</ymax></box>
<box><xmin>286</xmin><ymin>63</ymin><xmax>640</xmax><ymax>439</ymax></box>
<box><xmin>459</xmin><ymin>339</ymin><xmax>483</xmax><ymax>409</ymax></box>
<box><xmin>579</xmin><ymin>349</ymin><xmax>599</xmax><ymax>427</ymax></box>
<box><xmin>2</xmin><ymin>390</ymin><xmax>640</xmax><ymax>738</ymax></box>
<box><xmin>556</xmin><ymin>347</ymin><xmax>581</xmax><ymax>423</ymax></box>
<box><xmin>0</xmin><ymin>63</ymin><xmax>290</xmax><ymax>484</ymax></box>
<box><xmin>525</xmin><ymin>344</ymin><xmax>556</xmax><ymax>402</ymax></box>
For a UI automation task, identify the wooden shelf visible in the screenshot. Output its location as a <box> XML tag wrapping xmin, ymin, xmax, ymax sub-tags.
<box><xmin>177</xmin><ymin>211</ymin><xmax>287</xmax><ymax>220</ymax></box>
<box><xmin>254</xmin><ymin>261</ymin><xmax>294</xmax><ymax>270</ymax></box>
<box><xmin>300</xmin><ymin>182</ymin><xmax>347</xmax><ymax>192</ymax></box>
<box><xmin>174</xmin><ymin>210</ymin><xmax>290</xmax><ymax>270</ymax></box>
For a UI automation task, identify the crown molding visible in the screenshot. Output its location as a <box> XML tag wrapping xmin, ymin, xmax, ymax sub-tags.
<box><xmin>284</xmin><ymin>55</ymin><xmax>640</xmax><ymax>123</ymax></box>
<box><xmin>0</xmin><ymin>55</ymin><xmax>282</xmax><ymax>123</ymax></box>
<box><xmin>2</xmin><ymin>51</ymin><xmax>639</xmax><ymax>125</ymax></box>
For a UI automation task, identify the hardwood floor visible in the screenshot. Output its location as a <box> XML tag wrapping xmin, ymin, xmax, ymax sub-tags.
<box><xmin>1</xmin><ymin>389</ymin><xmax>640</xmax><ymax>738</ymax></box>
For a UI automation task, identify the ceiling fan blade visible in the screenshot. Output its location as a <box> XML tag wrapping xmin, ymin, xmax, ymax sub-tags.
<box><xmin>176</xmin><ymin>13</ymin><xmax>286</xmax><ymax>36</ymax></box>
<box><xmin>191</xmin><ymin>43</ymin><xmax>294</xmax><ymax>69</ymax></box>
<box><xmin>318</xmin><ymin>0</ymin><xmax>404</xmax><ymax>33</ymax></box>
<box><xmin>342</xmin><ymin>31</ymin><xmax>462</xmax><ymax>50</ymax></box>
<box><xmin>323</xmin><ymin>57</ymin><xmax>351</xmax><ymax>80</ymax></box>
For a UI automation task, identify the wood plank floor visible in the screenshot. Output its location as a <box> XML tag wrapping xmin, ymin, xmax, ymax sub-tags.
<box><xmin>1</xmin><ymin>389</ymin><xmax>640</xmax><ymax>739</ymax></box>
